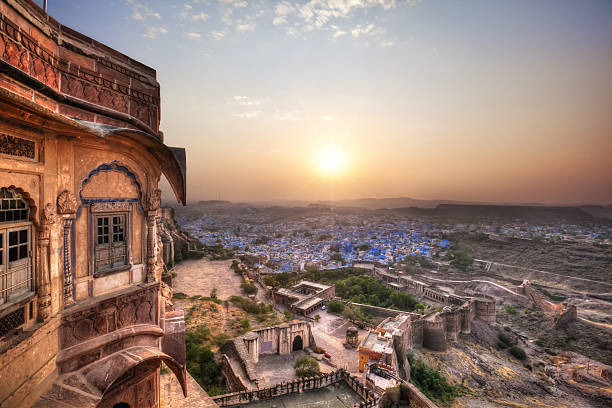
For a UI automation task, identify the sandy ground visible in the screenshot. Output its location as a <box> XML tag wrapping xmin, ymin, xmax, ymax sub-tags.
<box><xmin>171</xmin><ymin>258</ymin><xmax>243</xmax><ymax>300</ymax></box>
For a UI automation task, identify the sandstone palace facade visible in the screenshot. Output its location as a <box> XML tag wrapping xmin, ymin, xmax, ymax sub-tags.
<box><xmin>0</xmin><ymin>1</ymin><xmax>187</xmax><ymax>407</ymax></box>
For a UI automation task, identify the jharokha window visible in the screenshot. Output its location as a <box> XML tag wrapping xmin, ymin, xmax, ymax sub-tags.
<box><xmin>94</xmin><ymin>213</ymin><xmax>128</xmax><ymax>274</ymax></box>
<box><xmin>0</xmin><ymin>188</ymin><xmax>33</xmax><ymax>306</ymax></box>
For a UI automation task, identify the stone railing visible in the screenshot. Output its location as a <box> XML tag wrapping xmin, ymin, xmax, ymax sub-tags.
<box><xmin>213</xmin><ymin>369</ymin><xmax>377</xmax><ymax>407</ymax></box>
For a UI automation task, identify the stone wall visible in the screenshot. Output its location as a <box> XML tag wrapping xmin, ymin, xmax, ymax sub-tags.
<box><xmin>213</xmin><ymin>369</ymin><xmax>378</xmax><ymax>408</ymax></box>
<box><xmin>520</xmin><ymin>280</ymin><xmax>564</xmax><ymax>315</ymax></box>
<box><xmin>422</xmin><ymin>318</ymin><xmax>446</xmax><ymax>352</ymax></box>
<box><xmin>0</xmin><ymin>0</ymin><xmax>161</xmax><ymax>136</ymax></box>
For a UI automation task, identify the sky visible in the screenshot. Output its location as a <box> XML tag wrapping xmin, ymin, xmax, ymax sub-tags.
<box><xmin>43</xmin><ymin>0</ymin><xmax>612</xmax><ymax>205</ymax></box>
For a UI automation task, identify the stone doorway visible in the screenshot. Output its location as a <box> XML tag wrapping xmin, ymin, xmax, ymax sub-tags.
<box><xmin>292</xmin><ymin>335</ymin><xmax>303</xmax><ymax>351</ymax></box>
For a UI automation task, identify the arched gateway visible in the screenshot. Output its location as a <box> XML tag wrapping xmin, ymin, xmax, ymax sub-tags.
<box><xmin>292</xmin><ymin>335</ymin><xmax>303</xmax><ymax>351</ymax></box>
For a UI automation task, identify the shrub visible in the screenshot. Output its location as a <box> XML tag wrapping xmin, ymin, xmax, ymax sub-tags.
<box><xmin>284</xmin><ymin>310</ymin><xmax>293</xmax><ymax>321</ymax></box>
<box><xmin>241</xmin><ymin>282</ymin><xmax>258</xmax><ymax>296</ymax></box>
<box><xmin>315</xmin><ymin>314</ymin><xmax>321</xmax><ymax>322</ymax></box>
<box><xmin>497</xmin><ymin>341</ymin><xmax>509</xmax><ymax>349</ymax></box>
<box><xmin>294</xmin><ymin>356</ymin><xmax>320</xmax><ymax>377</ymax></box>
<box><xmin>510</xmin><ymin>346</ymin><xmax>527</xmax><ymax>360</ymax></box>
<box><xmin>213</xmin><ymin>333</ymin><xmax>230</xmax><ymax>347</ymax></box>
<box><xmin>328</xmin><ymin>300</ymin><xmax>345</xmax><ymax>313</ymax></box>
<box><xmin>505</xmin><ymin>305</ymin><xmax>516</xmax><ymax>315</ymax></box>
<box><xmin>173</xmin><ymin>292</ymin><xmax>188</xmax><ymax>299</ymax></box>
<box><xmin>498</xmin><ymin>332</ymin><xmax>515</xmax><ymax>347</ymax></box>
<box><xmin>407</xmin><ymin>353</ymin><xmax>463</xmax><ymax>403</ymax></box>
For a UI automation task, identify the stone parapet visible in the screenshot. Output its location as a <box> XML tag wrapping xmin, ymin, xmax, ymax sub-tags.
<box><xmin>0</xmin><ymin>0</ymin><xmax>161</xmax><ymax>137</ymax></box>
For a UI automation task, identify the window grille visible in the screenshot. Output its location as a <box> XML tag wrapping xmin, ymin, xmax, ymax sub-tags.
<box><xmin>0</xmin><ymin>188</ymin><xmax>33</xmax><ymax>306</ymax></box>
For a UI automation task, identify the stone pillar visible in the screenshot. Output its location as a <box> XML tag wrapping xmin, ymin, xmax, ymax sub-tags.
<box><xmin>61</xmin><ymin>218</ymin><xmax>75</xmax><ymax>307</ymax></box>
<box><xmin>37</xmin><ymin>203</ymin><xmax>57</xmax><ymax>321</ymax></box>
<box><xmin>145</xmin><ymin>212</ymin><xmax>157</xmax><ymax>283</ymax></box>
<box><xmin>57</xmin><ymin>191</ymin><xmax>78</xmax><ymax>308</ymax></box>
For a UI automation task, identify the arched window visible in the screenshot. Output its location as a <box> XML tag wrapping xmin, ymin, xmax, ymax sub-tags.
<box><xmin>0</xmin><ymin>188</ymin><xmax>33</xmax><ymax>306</ymax></box>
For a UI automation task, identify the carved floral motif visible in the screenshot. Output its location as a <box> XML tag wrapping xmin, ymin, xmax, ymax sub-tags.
<box><xmin>57</xmin><ymin>190</ymin><xmax>78</xmax><ymax>214</ymax></box>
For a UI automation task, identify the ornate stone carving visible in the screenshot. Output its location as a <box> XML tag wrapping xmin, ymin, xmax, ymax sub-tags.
<box><xmin>145</xmin><ymin>214</ymin><xmax>157</xmax><ymax>283</ymax></box>
<box><xmin>147</xmin><ymin>189</ymin><xmax>162</xmax><ymax>212</ymax></box>
<box><xmin>41</xmin><ymin>203</ymin><xmax>58</xmax><ymax>226</ymax></box>
<box><xmin>57</xmin><ymin>190</ymin><xmax>78</xmax><ymax>214</ymax></box>
<box><xmin>0</xmin><ymin>134</ymin><xmax>35</xmax><ymax>159</ymax></box>
<box><xmin>91</xmin><ymin>201</ymin><xmax>132</xmax><ymax>212</ymax></box>
<box><xmin>62</xmin><ymin>218</ymin><xmax>75</xmax><ymax>308</ymax></box>
<box><xmin>59</xmin><ymin>283</ymin><xmax>159</xmax><ymax>350</ymax></box>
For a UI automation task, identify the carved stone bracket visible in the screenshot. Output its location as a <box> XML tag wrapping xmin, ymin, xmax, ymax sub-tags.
<box><xmin>146</xmin><ymin>188</ymin><xmax>162</xmax><ymax>212</ymax></box>
<box><xmin>57</xmin><ymin>190</ymin><xmax>78</xmax><ymax>214</ymax></box>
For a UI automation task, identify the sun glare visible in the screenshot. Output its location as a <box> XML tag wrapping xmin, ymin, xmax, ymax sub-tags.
<box><xmin>316</xmin><ymin>148</ymin><xmax>347</xmax><ymax>176</ymax></box>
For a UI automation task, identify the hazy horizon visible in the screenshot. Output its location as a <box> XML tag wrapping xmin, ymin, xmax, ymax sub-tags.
<box><xmin>48</xmin><ymin>0</ymin><xmax>612</xmax><ymax>205</ymax></box>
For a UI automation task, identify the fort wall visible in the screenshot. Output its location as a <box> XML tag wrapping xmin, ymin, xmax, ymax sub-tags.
<box><xmin>213</xmin><ymin>369</ymin><xmax>379</xmax><ymax>408</ymax></box>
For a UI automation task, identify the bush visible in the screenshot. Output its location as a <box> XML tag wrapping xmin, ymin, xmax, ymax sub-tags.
<box><xmin>173</xmin><ymin>292</ymin><xmax>188</xmax><ymax>299</ymax></box>
<box><xmin>407</xmin><ymin>353</ymin><xmax>463</xmax><ymax>403</ymax></box>
<box><xmin>315</xmin><ymin>314</ymin><xmax>321</xmax><ymax>322</ymax></box>
<box><xmin>497</xmin><ymin>341</ymin><xmax>509</xmax><ymax>349</ymax></box>
<box><xmin>498</xmin><ymin>332</ymin><xmax>515</xmax><ymax>347</ymax></box>
<box><xmin>213</xmin><ymin>333</ymin><xmax>230</xmax><ymax>347</ymax></box>
<box><xmin>284</xmin><ymin>310</ymin><xmax>293</xmax><ymax>321</ymax></box>
<box><xmin>510</xmin><ymin>346</ymin><xmax>527</xmax><ymax>360</ymax></box>
<box><xmin>328</xmin><ymin>300</ymin><xmax>345</xmax><ymax>313</ymax></box>
<box><xmin>505</xmin><ymin>305</ymin><xmax>516</xmax><ymax>315</ymax></box>
<box><xmin>294</xmin><ymin>356</ymin><xmax>320</xmax><ymax>377</ymax></box>
<box><xmin>185</xmin><ymin>325</ymin><xmax>225</xmax><ymax>394</ymax></box>
<box><xmin>241</xmin><ymin>282</ymin><xmax>258</xmax><ymax>296</ymax></box>
<box><xmin>449</xmin><ymin>250</ymin><xmax>473</xmax><ymax>272</ymax></box>
<box><xmin>229</xmin><ymin>296</ymin><xmax>270</xmax><ymax>315</ymax></box>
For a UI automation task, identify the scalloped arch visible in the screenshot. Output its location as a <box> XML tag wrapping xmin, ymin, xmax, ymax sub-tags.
<box><xmin>3</xmin><ymin>185</ymin><xmax>38</xmax><ymax>224</ymax></box>
<box><xmin>79</xmin><ymin>161</ymin><xmax>144</xmax><ymax>205</ymax></box>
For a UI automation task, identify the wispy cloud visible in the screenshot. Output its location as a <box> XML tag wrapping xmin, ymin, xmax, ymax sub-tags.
<box><xmin>143</xmin><ymin>27</ymin><xmax>168</xmax><ymax>39</ymax></box>
<box><xmin>380</xmin><ymin>41</ymin><xmax>393</xmax><ymax>48</ymax></box>
<box><xmin>192</xmin><ymin>12</ymin><xmax>209</xmax><ymax>21</ymax></box>
<box><xmin>233</xmin><ymin>111</ymin><xmax>262</xmax><ymax>119</ymax></box>
<box><xmin>210</xmin><ymin>31</ymin><xmax>226</xmax><ymax>40</ymax></box>
<box><xmin>273</xmin><ymin>110</ymin><xmax>301</xmax><ymax>121</ymax></box>
<box><xmin>234</xmin><ymin>96</ymin><xmax>261</xmax><ymax>106</ymax></box>
<box><xmin>186</xmin><ymin>32</ymin><xmax>201</xmax><ymax>40</ymax></box>
<box><xmin>236</xmin><ymin>22</ymin><xmax>256</xmax><ymax>32</ymax></box>
<box><xmin>321</xmin><ymin>115</ymin><xmax>335</xmax><ymax>122</ymax></box>
<box><xmin>126</xmin><ymin>0</ymin><xmax>160</xmax><ymax>21</ymax></box>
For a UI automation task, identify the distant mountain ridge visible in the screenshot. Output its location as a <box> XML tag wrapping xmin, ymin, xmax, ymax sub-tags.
<box><xmin>313</xmin><ymin>197</ymin><xmax>543</xmax><ymax>209</ymax></box>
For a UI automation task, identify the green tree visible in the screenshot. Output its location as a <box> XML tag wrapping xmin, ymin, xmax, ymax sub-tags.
<box><xmin>327</xmin><ymin>300</ymin><xmax>345</xmax><ymax>313</ymax></box>
<box><xmin>294</xmin><ymin>356</ymin><xmax>320</xmax><ymax>377</ymax></box>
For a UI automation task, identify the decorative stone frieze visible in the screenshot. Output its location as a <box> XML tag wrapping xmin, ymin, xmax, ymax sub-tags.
<box><xmin>90</xmin><ymin>201</ymin><xmax>132</xmax><ymax>212</ymax></box>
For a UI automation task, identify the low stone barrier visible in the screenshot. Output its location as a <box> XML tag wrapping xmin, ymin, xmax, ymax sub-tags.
<box><xmin>212</xmin><ymin>369</ymin><xmax>378</xmax><ymax>407</ymax></box>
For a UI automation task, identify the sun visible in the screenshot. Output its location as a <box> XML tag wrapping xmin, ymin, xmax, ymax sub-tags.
<box><xmin>316</xmin><ymin>148</ymin><xmax>347</xmax><ymax>176</ymax></box>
